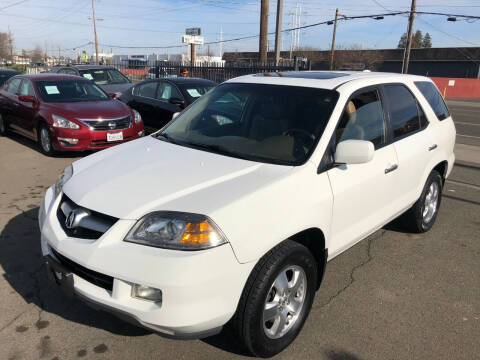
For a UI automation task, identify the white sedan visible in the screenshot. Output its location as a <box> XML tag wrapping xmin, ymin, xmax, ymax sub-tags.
<box><xmin>39</xmin><ymin>71</ymin><xmax>455</xmax><ymax>357</ymax></box>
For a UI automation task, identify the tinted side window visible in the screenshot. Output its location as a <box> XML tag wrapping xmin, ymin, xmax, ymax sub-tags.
<box><xmin>415</xmin><ymin>81</ymin><xmax>450</xmax><ymax>121</ymax></box>
<box><xmin>134</xmin><ymin>81</ymin><xmax>157</xmax><ymax>98</ymax></box>
<box><xmin>384</xmin><ymin>84</ymin><xmax>422</xmax><ymax>139</ymax></box>
<box><xmin>6</xmin><ymin>78</ymin><xmax>22</xmax><ymax>95</ymax></box>
<box><xmin>336</xmin><ymin>89</ymin><xmax>386</xmax><ymax>148</ymax></box>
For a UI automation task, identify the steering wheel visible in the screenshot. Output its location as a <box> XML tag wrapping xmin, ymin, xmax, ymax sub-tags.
<box><xmin>283</xmin><ymin>129</ymin><xmax>316</xmax><ymax>158</ymax></box>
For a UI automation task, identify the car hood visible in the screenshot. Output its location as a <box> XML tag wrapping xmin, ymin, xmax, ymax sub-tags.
<box><xmin>63</xmin><ymin>136</ymin><xmax>293</xmax><ymax>219</ymax></box>
<box><xmin>99</xmin><ymin>83</ymin><xmax>133</xmax><ymax>94</ymax></box>
<box><xmin>44</xmin><ymin>100</ymin><xmax>131</xmax><ymax>119</ymax></box>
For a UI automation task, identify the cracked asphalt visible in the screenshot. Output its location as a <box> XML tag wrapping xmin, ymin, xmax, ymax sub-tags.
<box><xmin>1</xmin><ymin>131</ymin><xmax>479</xmax><ymax>360</ymax></box>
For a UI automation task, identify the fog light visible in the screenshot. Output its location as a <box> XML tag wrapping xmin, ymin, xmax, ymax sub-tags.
<box><xmin>58</xmin><ymin>137</ymin><xmax>78</xmax><ymax>145</ymax></box>
<box><xmin>138</xmin><ymin>130</ymin><xmax>145</xmax><ymax>137</ymax></box>
<box><xmin>131</xmin><ymin>284</ymin><xmax>162</xmax><ymax>303</ymax></box>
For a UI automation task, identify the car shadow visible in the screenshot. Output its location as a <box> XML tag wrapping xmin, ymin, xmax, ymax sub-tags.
<box><xmin>4</xmin><ymin>132</ymin><xmax>92</xmax><ymax>158</ymax></box>
<box><xmin>0</xmin><ymin>207</ymin><xmax>149</xmax><ymax>336</ymax></box>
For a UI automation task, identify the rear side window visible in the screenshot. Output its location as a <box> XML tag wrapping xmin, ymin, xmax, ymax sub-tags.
<box><xmin>384</xmin><ymin>84</ymin><xmax>425</xmax><ymax>139</ymax></box>
<box><xmin>415</xmin><ymin>81</ymin><xmax>450</xmax><ymax>121</ymax></box>
<box><xmin>5</xmin><ymin>78</ymin><xmax>22</xmax><ymax>95</ymax></box>
<box><xmin>18</xmin><ymin>80</ymin><xmax>35</xmax><ymax>97</ymax></box>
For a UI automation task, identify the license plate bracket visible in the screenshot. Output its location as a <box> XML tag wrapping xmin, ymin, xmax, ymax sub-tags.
<box><xmin>107</xmin><ymin>132</ymin><xmax>123</xmax><ymax>142</ymax></box>
<box><xmin>44</xmin><ymin>255</ymin><xmax>74</xmax><ymax>298</ymax></box>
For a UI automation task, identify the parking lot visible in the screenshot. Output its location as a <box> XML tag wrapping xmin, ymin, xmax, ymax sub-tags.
<box><xmin>0</xmin><ymin>101</ymin><xmax>479</xmax><ymax>360</ymax></box>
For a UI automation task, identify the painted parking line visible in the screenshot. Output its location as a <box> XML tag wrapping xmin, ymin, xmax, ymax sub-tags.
<box><xmin>446</xmin><ymin>179</ymin><xmax>480</xmax><ymax>191</ymax></box>
<box><xmin>457</xmin><ymin>134</ymin><xmax>480</xmax><ymax>139</ymax></box>
<box><xmin>455</xmin><ymin>122</ymin><xmax>480</xmax><ymax>127</ymax></box>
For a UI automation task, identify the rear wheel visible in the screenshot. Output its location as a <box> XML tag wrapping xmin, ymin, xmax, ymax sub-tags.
<box><xmin>232</xmin><ymin>240</ymin><xmax>317</xmax><ymax>357</ymax></box>
<box><xmin>0</xmin><ymin>113</ymin><xmax>7</xmax><ymax>136</ymax></box>
<box><xmin>38</xmin><ymin>123</ymin><xmax>55</xmax><ymax>156</ymax></box>
<box><xmin>401</xmin><ymin>170</ymin><xmax>443</xmax><ymax>233</ymax></box>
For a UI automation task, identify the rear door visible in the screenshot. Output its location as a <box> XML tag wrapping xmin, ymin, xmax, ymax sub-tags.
<box><xmin>327</xmin><ymin>86</ymin><xmax>400</xmax><ymax>257</ymax></box>
<box><xmin>382</xmin><ymin>83</ymin><xmax>433</xmax><ymax>209</ymax></box>
<box><xmin>1</xmin><ymin>78</ymin><xmax>23</xmax><ymax>133</ymax></box>
<box><xmin>129</xmin><ymin>81</ymin><xmax>159</xmax><ymax>127</ymax></box>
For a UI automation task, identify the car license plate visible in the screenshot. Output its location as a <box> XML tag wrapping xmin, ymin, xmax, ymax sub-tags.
<box><xmin>107</xmin><ymin>132</ymin><xmax>123</xmax><ymax>142</ymax></box>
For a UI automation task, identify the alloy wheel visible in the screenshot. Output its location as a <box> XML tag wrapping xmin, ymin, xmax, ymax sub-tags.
<box><xmin>40</xmin><ymin>127</ymin><xmax>51</xmax><ymax>153</ymax></box>
<box><xmin>263</xmin><ymin>265</ymin><xmax>307</xmax><ymax>339</ymax></box>
<box><xmin>423</xmin><ymin>182</ymin><xmax>439</xmax><ymax>224</ymax></box>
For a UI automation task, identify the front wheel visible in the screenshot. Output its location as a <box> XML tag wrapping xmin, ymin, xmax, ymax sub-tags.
<box><xmin>401</xmin><ymin>170</ymin><xmax>443</xmax><ymax>233</ymax></box>
<box><xmin>0</xmin><ymin>113</ymin><xmax>7</xmax><ymax>136</ymax></box>
<box><xmin>232</xmin><ymin>240</ymin><xmax>317</xmax><ymax>357</ymax></box>
<box><xmin>38</xmin><ymin>123</ymin><xmax>55</xmax><ymax>156</ymax></box>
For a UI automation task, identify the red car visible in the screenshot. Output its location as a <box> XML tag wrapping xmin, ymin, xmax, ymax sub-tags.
<box><xmin>0</xmin><ymin>74</ymin><xmax>144</xmax><ymax>155</ymax></box>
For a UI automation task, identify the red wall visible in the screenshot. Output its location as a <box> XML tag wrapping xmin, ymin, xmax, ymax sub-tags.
<box><xmin>430</xmin><ymin>77</ymin><xmax>480</xmax><ymax>99</ymax></box>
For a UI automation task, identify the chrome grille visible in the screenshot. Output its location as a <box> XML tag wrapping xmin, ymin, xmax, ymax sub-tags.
<box><xmin>57</xmin><ymin>195</ymin><xmax>118</xmax><ymax>240</ymax></box>
<box><xmin>77</xmin><ymin>115</ymin><xmax>131</xmax><ymax>131</ymax></box>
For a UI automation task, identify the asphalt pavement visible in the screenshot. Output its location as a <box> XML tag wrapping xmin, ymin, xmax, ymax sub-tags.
<box><xmin>447</xmin><ymin>99</ymin><xmax>480</xmax><ymax>147</ymax></box>
<box><xmin>0</xmin><ymin>102</ymin><xmax>479</xmax><ymax>360</ymax></box>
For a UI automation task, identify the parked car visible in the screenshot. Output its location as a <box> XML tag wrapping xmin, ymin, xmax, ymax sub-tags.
<box><xmin>0</xmin><ymin>68</ymin><xmax>20</xmax><ymax>87</ymax></box>
<box><xmin>118</xmin><ymin>77</ymin><xmax>216</xmax><ymax>129</ymax></box>
<box><xmin>50</xmin><ymin>65</ymin><xmax>132</xmax><ymax>97</ymax></box>
<box><xmin>0</xmin><ymin>74</ymin><xmax>144</xmax><ymax>155</ymax></box>
<box><xmin>39</xmin><ymin>72</ymin><xmax>455</xmax><ymax>357</ymax></box>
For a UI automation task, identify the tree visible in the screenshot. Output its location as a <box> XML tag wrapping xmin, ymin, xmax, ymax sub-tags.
<box><xmin>397</xmin><ymin>32</ymin><xmax>407</xmax><ymax>49</ymax></box>
<box><xmin>412</xmin><ymin>30</ymin><xmax>423</xmax><ymax>48</ymax></box>
<box><xmin>30</xmin><ymin>45</ymin><xmax>44</xmax><ymax>62</ymax></box>
<box><xmin>422</xmin><ymin>32</ymin><xmax>432</xmax><ymax>48</ymax></box>
<box><xmin>0</xmin><ymin>31</ymin><xmax>14</xmax><ymax>60</ymax></box>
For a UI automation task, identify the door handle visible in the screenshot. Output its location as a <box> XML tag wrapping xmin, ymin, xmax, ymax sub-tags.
<box><xmin>385</xmin><ymin>164</ymin><xmax>398</xmax><ymax>174</ymax></box>
<box><xmin>428</xmin><ymin>144</ymin><xmax>437</xmax><ymax>151</ymax></box>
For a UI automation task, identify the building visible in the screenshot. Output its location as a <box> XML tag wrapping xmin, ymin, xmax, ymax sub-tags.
<box><xmin>223</xmin><ymin>47</ymin><xmax>480</xmax><ymax>78</ymax></box>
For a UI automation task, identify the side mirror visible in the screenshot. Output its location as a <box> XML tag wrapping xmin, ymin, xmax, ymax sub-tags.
<box><xmin>172</xmin><ymin>112</ymin><xmax>180</xmax><ymax>120</ymax></box>
<box><xmin>18</xmin><ymin>95</ymin><xmax>36</xmax><ymax>103</ymax></box>
<box><xmin>334</xmin><ymin>140</ymin><xmax>374</xmax><ymax>165</ymax></box>
<box><xmin>169</xmin><ymin>97</ymin><xmax>185</xmax><ymax>107</ymax></box>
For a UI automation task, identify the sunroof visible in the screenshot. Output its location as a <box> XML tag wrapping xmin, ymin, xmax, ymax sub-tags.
<box><xmin>255</xmin><ymin>71</ymin><xmax>348</xmax><ymax>79</ymax></box>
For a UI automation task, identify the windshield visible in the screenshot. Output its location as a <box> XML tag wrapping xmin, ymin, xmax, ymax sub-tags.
<box><xmin>79</xmin><ymin>68</ymin><xmax>130</xmax><ymax>85</ymax></box>
<box><xmin>158</xmin><ymin>83</ymin><xmax>338</xmax><ymax>165</ymax></box>
<box><xmin>36</xmin><ymin>80</ymin><xmax>110</xmax><ymax>103</ymax></box>
<box><xmin>180</xmin><ymin>84</ymin><xmax>214</xmax><ymax>103</ymax></box>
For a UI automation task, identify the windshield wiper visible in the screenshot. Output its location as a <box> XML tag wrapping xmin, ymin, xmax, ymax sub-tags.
<box><xmin>182</xmin><ymin>141</ymin><xmax>253</xmax><ymax>161</ymax></box>
<box><xmin>154</xmin><ymin>132</ymin><xmax>180</xmax><ymax>144</ymax></box>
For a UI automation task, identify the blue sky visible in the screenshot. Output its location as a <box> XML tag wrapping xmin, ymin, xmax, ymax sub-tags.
<box><xmin>1</xmin><ymin>0</ymin><xmax>480</xmax><ymax>57</ymax></box>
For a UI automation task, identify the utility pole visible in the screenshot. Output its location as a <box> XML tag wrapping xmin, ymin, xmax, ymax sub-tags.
<box><xmin>219</xmin><ymin>26</ymin><xmax>223</xmax><ymax>59</ymax></box>
<box><xmin>259</xmin><ymin>0</ymin><xmax>269</xmax><ymax>63</ymax></box>
<box><xmin>190</xmin><ymin>43</ymin><xmax>195</xmax><ymax>67</ymax></box>
<box><xmin>91</xmin><ymin>0</ymin><xmax>99</xmax><ymax>65</ymax></box>
<box><xmin>274</xmin><ymin>0</ymin><xmax>283</xmax><ymax>66</ymax></box>
<box><xmin>402</xmin><ymin>0</ymin><xmax>417</xmax><ymax>74</ymax></box>
<box><xmin>329</xmin><ymin>8</ymin><xmax>339</xmax><ymax>71</ymax></box>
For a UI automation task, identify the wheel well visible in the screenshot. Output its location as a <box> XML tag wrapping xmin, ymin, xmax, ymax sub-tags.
<box><xmin>289</xmin><ymin>228</ymin><xmax>327</xmax><ymax>290</ymax></box>
<box><xmin>36</xmin><ymin>117</ymin><xmax>48</xmax><ymax>137</ymax></box>
<box><xmin>433</xmin><ymin>160</ymin><xmax>448</xmax><ymax>183</ymax></box>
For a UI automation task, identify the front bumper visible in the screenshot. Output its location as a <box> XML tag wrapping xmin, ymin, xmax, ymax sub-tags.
<box><xmin>39</xmin><ymin>186</ymin><xmax>255</xmax><ymax>338</ymax></box>
<box><xmin>50</xmin><ymin>125</ymin><xmax>145</xmax><ymax>152</ymax></box>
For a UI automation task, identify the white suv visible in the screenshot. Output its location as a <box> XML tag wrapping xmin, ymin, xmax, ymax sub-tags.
<box><xmin>39</xmin><ymin>71</ymin><xmax>455</xmax><ymax>357</ymax></box>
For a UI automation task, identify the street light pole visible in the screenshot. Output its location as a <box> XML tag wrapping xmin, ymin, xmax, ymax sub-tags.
<box><xmin>91</xmin><ymin>0</ymin><xmax>99</xmax><ymax>65</ymax></box>
<box><xmin>402</xmin><ymin>0</ymin><xmax>417</xmax><ymax>74</ymax></box>
<box><xmin>274</xmin><ymin>0</ymin><xmax>284</xmax><ymax>66</ymax></box>
<box><xmin>329</xmin><ymin>8</ymin><xmax>339</xmax><ymax>71</ymax></box>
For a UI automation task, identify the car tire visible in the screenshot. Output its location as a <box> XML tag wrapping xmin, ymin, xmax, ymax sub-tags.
<box><xmin>0</xmin><ymin>113</ymin><xmax>7</xmax><ymax>136</ymax></box>
<box><xmin>232</xmin><ymin>240</ymin><xmax>317</xmax><ymax>358</ymax></box>
<box><xmin>401</xmin><ymin>170</ymin><xmax>443</xmax><ymax>233</ymax></box>
<box><xmin>38</xmin><ymin>123</ymin><xmax>55</xmax><ymax>156</ymax></box>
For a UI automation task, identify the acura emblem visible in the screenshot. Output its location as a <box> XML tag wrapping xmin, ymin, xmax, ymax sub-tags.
<box><xmin>108</xmin><ymin>122</ymin><xmax>115</xmax><ymax>129</ymax></box>
<box><xmin>65</xmin><ymin>208</ymin><xmax>89</xmax><ymax>229</ymax></box>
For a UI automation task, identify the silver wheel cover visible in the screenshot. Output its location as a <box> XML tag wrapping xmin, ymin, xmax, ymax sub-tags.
<box><xmin>423</xmin><ymin>181</ymin><xmax>439</xmax><ymax>224</ymax></box>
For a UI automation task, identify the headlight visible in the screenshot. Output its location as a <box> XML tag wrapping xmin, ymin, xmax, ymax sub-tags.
<box><xmin>124</xmin><ymin>212</ymin><xmax>227</xmax><ymax>250</ymax></box>
<box><xmin>54</xmin><ymin>164</ymin><xmax>73</xmax><ymax>198</ymax></box>
<box><xmin>52</xmin><ymin>114</ymin><xmax>80</xmax><ymax>129</ymax></box>
<box><xmin>132</xmin><ymin>109</ymin><xmax>142</xmax><ymax>124</ymax></box>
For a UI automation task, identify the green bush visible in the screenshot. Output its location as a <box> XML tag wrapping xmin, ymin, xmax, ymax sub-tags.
<box><xmin>7</xmin><ymin>64</ymin><xmax>27</xmax><ymax>73</ymax></box>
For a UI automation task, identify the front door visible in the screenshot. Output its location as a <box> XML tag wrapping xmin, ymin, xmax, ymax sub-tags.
<box><xmin>327</xmin><ymin>87</ymin><xmax>400</xmax><ymax>258</ymax></box>
<box><xmin>15</xmin><ymin>79</ymin><xmax>38</xmax><ymax>138</ymax></box>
